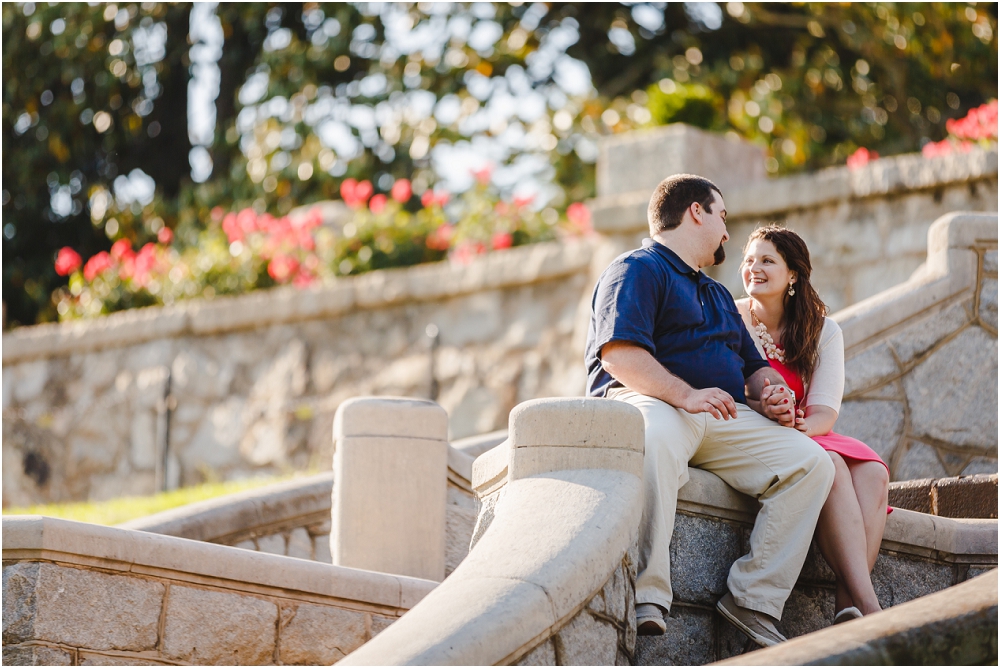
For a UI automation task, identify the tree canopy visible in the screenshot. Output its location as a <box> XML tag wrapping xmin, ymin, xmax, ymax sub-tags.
<box><xmin>3</xmin><ymin>2</ymin><xmax>997</xmax><ymax>327</ymax></box>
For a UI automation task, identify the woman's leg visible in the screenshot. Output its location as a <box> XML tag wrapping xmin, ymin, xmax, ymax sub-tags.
<box><xmin>814</xmin><ymin>452</ymin><xmax>882</xmax><ymax>615</ymax></box>
<box><xmin>847</xmin><ymin>460</ymin><xmax>890</xmax><ymax>572</ymax></box>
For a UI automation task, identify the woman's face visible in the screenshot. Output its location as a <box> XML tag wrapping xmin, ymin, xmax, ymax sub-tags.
<box><xmin>741</xmin><ymin>238</ymin><xmax>795</xmax><ymax>299</ymax></box>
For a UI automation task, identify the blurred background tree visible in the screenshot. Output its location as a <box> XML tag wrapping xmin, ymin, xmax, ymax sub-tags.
<box><xmin>3</xmin><ymin>2</ymin><xmax>997</xmax><ymax>328</ymax></box>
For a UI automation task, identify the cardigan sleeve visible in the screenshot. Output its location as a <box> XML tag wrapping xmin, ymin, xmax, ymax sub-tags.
<box><xmin>804</xmin><ymin>318</ymin><xmax>845</xmax><ymax>413</ymax></box>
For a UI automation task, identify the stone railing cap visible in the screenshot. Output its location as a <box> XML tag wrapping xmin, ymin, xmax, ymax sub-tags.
<box><xmin>334</xmin><ymin>396</ymin><xmax>448</xmax><ymax>441</ymax></box>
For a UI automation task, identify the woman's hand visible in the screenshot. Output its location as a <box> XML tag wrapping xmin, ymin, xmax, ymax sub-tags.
<box><xmin>794</xmin><ymin>409</ymin><xmax>808</xmax><ymax>432</ymax></box>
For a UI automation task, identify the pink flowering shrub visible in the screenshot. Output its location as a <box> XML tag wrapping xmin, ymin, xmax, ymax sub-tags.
<box><xmin>922</xmin><ymin>100</ymin><xmax>997</xmax><ymax>158</ymax></box>
<box><xmin>52</xmin><ymin>174</ymin><xmax>592</xmax><ymax>321</ymax></box>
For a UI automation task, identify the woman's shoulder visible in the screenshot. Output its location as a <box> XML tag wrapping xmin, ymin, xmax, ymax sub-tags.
<box><xmin>734</xmin><ymin>297</ymin><xmax>751</xmax><ymax>315</ymax></box>
<box><xmin>821</xmin><ymin>316</ymin><xmax>842</xmax><ymax>340</ymax></box>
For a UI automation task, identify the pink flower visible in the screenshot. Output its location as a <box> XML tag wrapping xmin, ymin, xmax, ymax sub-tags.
<box><xmin>157</xmin><ymin>227</ymin><xmax>173</xmax><ymax>244</ymax></box>
<box><xmin>451</xmin><ymin>241</ymin><xmax>486</xmax><ymax>265</ymax></box>
<box><xmin>491</xmin><ymin>232</ymin><xmax>513</xmax><ymax>250</ymax></box>
<box><xmin>566</xmin><ymin>202</ymin><xmax>592</xmax><ymax>233</ymax></box>
<box><xmin>471</xmin><ymin>165</ymin><xmax>492</xmax><ymax>186</ymax></box>
<box><xmin>922</xmin><ymin>139</ymin><xmax>952</xmax><ymax>158</ymax></box>
<box><xmin>513</xmin><ymin>195</ymin><xmax>534</xmax><ymax>209</ymax></box>
<box><xmin>421</xmin><ymin>189</ymin><xmax>450</xmax><ymax>208</ymax></box>
<box><xmin>222</xmin><ymin>212</ymin><xmax>242</xmax><ymax>242</ymax></box>
<box><xmin>55</xmin><ymin>247</ymin><xmax>82</xmax><ymax>276</ymax></box>
<box><xmin>210</xmin><ymin>206</ymin><xmax>226</xmax><ymax>222</ymax></box>
<box><xmin>292</xmin><ymin>271</ymin><xmax>317</xmax><ymax>288</ymax></box>
<box><xmin>426</xmin><ymin>224</ymin><xmax>455</xmax><ymax>251</ymax></box>
<box><xmin>132</xmin><ymin>243</ymin><xmax>157</xmax><ymax>287</ymax></box>
<box><xmin>846</xmin><ymin>147</ymin><xmax>878</xmax><ymax>170</ymax></box>
<box><xmin>83</xmin><ymin>251</ymin><xmax>113</xmax><ymax>282</ymax></box>
<box><xmin>369</xmin><ymin>193</ymin><xmax>388</xmax><ymax>214</ymax></box>
<box><xmin>390</xmin><ymin>178</ymin><xmax>412</xmax><ymax>203</ymax></box>
<box><xmin>354</xmin><ymin>180</ymin><xmax>373</xmax><ymax>205</ymax></box>
<box><xmin>268</xmin><ymin>254</ymin><xmax>299</xmax><ymax>283</ymax></box>
<box><xmin>340</xmin><ymin>178</ymin><xmax>360</xmax><ymax>208</ymax></box>
<box><xmin>494</xmin><ymin>201</ymin><xmax>510</xmax><ymax>216</ymax></box>
<box><xmin>110</xmin><ymin>239</ymin><xmax>134</xmax><ymax>262</ymax></box>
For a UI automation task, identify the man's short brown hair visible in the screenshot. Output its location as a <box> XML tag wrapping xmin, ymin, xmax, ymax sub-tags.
<box><xmin>647</xmin><ymin>174</ymin><xmax>722</xmax><ymax>235</ymax></box>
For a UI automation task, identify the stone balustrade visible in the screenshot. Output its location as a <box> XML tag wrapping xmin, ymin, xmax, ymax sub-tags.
<box><xmin>1</xmin><ymin>515</ymin><xmax>437</xmax><ymax>665</ymax></box>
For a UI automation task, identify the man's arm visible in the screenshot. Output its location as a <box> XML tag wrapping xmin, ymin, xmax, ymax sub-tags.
<box><xmin>601</xmin><ymin>341</ymin><xmax>738</xmax><ymax>420</ymax></box>
<box><xmin>746</xmin><ymin>366</ymin><xmax>796</xmax><ymax>426</ymax></box>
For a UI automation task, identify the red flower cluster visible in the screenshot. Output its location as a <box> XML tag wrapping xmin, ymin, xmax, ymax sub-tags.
<box><xmin>340</xmin><ymin>178</ymin><xmax>374</xmax><ymax>208</ymax></box>
<box><xmin>221</xmin><ymin>207</ymin><xmax>324</xmax><ymax>286</ymax></box>
<box><xmin>945</xmin><ymin>100</ymin><xmax>998</xmax><ymax>141</ymax></box>
<box><xmin>420</xmin><ymin>189</ymin><xmax>450</xmax><ymax>208</ymax></box>
<box><xmin>426</xmin><ymin>224</ymin><xmax>455</xmax><ymax>250</ymax></box>
<box><xmin>55</xmin><ymin>247</ymin><xmax>82</xmax><ymax>276</ymax></box>
<box><xmin>846</xmin><ymin>147</ymin><xmax>878</xmax><ymax>170</ymax></box>
<box><xmin>566</xmin><ymin>202</ymin><xmax>592</xmax><ymax>234</ymax></box>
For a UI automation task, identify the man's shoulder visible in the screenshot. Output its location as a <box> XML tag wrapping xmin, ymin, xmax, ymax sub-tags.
<box><xmin>606</xmin><ymin>245</ymin><xmax>671</xmax><ymax>275</ymax></box>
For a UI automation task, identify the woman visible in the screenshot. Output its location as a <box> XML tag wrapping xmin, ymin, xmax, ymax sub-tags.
<box><xmin>738</xmin><ymin>225</ymin><xmax>890</xmax><ymax>624</ymax></box>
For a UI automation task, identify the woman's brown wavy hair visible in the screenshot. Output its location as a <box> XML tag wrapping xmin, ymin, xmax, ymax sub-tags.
<box><xmin>744</xmin><ymin>225</ymin><xmax>828</xmax><ymax>386</ymax></box>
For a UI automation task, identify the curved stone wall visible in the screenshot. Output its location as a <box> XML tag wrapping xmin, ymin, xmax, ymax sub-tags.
<box><xmin>833</xmin><ymin>212</ymin><xmax>998</xmax><ymax>480</ymax></box>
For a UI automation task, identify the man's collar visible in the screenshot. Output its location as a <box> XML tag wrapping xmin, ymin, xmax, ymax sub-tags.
<box><xmin>642</xmin><ymin>238</ymin><xmax>700</xmax><ymax>276</ymax></box>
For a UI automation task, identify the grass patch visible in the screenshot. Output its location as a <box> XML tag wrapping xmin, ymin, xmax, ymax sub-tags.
<box><xmin>2</xmin><ymin>475</ymin><xmax>296</xmax><ymax>526</ymax></box>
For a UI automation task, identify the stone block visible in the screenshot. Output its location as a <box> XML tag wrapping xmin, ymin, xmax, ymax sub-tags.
<box><xmin>552</xmin><ymin>610</ymin><xmax>619</xmax><ymax>666</ymax></box>
<box><xmin>893</xmin><ymin>441</ymin><xmax>947</xmax><ymax>481</ymax></box>
<box><xmin>11</xmin><ymin>563</ymin><xmax>163</xmax><ymax>652</ymax></box>
<box><xmin>286</xmin><ymin>527</ymin><xmax>313</xmax><ymax>560</ymax></box>
<box><xmin>180</xmin><ymin>397</ymin><xmax>245</xmax><ymax>471</ymax></box>
<box><xmin>932</xmin><ymin>474</ymin><xmax>998</xmax><ymax>519</ymax></box>
<box><xmin>601</xmin><ymin>560</ymin><xmax>629</xmax><ymax>623</ymax></box>
<box><xmin>887</xmin><ymin>300</ymin><xmax>971</xmax><ymax>366</ymax></box>
<box><xmin>780</xmin><ymin>585</ymin><xmax>834</xmax><ymax>638</ymax></box>
<box><xmin>669</xmin><ymin>514</ymin><xmax>742</xmax><ymax>605</ymax></box>
<box><xmin>279</xmin><ymin>604</ymin><xmax>367</xmax><ymax>665</ymax></box>
<box><xmin>635</xmin><ymin>605</ymin><xmax>714</xmax><ymax>666</ymax></box>
<box><xmin>129</xmin><ymin>411</ymin><xmax>158</xmax><ymax>471</ymax></box>
<box><xmin>887</xmin><ymin>478</ymin><xmax>934</xmax><ymax>514</ymax></box>
<box><xmin>979</xmin><ymin>278</ymin><xmax>997</xmax><ymax>329</ymax></box>
<box><xmin>904</xmin><ymin>327</ymin><xmax>998</xmax><ymax>450</ymax></box>
<box><xmin>370</xmin><ymin>614</ymin><xmax>395</xmax><ymax>638</ymax></box>
<box><xmin>984</xmin><ymin>250</ymin><xmax>998</xmax><ymax>274</ymax></box>
<box><xmin>834</xmin><ymin>400</ymin><xmax>905</xmax><ymax>466</ymax></box>
<box><xmin>843</xmin><ymin>343</ymin><xmax>899</xmax><ymax>397</ymax></box>
<box><xmin>797</xmin><ymin>540</ymin><xmax>836</xmax><ymax>585</ymax></box>
<box><xmin>961</xmin><ymin>457</ymin><xmax>999</xmax><ymax>475</ymax></box>
<box><xmin>3</xmin><ymin>644</ymin><xmax>73</xmax><ymax>665</ymax></box>
<box><xmin>515</xmin><ymin>639</ymin><xmax>557</xmax><ymax>666</ymax></box>
<box><xmin>256</xmin><ymin>533</ymin><xmax>286</xmax><ymax>556</ymax></box>
<box><xmin>871</xmin><ymin>553</ymin><xmax>955</xmax><ymax>608</ymax></box>
<box><xmin>597</xmin><ymin>124</ymin><xmax>766</xmax><ymax>198</ymax></box>
<box><xmin>3</xmin><ymin>562</ymin><xmax>40</xmax><ymax>644</ymax></box>
<box><xmin>162</xmin><ymin>585</ymin><xmax>277</xmax><ymax>665</ymax></box>
<box><xmin>233</xmin><ymin>539</ymin><xmax>256</xmax><ymax>551</ymax></box>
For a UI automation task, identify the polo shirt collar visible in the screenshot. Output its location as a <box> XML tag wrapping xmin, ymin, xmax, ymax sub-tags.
<box><xmin>642</xmin><ymin>238</ymin><xmax>701</xmax><ymax>277</ymax></box>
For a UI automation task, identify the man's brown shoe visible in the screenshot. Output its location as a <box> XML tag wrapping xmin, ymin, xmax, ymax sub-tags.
<box><xmin>716</xmin><ymin>592</ymin><xmax>786</xmax><ymax>647</ymax></box>
<box><xmin>636</xmin><ymin>603</ymin><xmax>666</xmax><ymax>636</ymax></box>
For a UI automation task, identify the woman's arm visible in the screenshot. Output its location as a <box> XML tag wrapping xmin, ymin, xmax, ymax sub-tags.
<box><xmin>795</xmin><ymin>404</ymin><xmax>838</xmax><ymax>437</ymax></box>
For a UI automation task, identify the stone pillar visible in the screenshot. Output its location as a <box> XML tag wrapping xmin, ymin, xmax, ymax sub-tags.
<box><xmin>596</xmin><ymin>123</ymin><xmax>766</xmax><ymax>198</ymax></box>
<box><xmin>331</xmin><ymin>397</ymin><xmax>449</xmax><ymax>581</ymax></box>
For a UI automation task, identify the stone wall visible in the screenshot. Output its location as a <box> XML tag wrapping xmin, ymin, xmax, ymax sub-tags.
<box><xmin>2</xmin><ymin>242</ymin><xmax>591</xmax><ymax>506</ymax></box>
<box><xmin>3</xmin><ymin>129</ymin><xmax>996</xmax><ymax>506</ymax></box>
<box><xmin>2</xmin><ymin>515</ymin><xmax>436</xmax><ymax>666</ymax></box>
<box><xmin>832</xmin><ymin>212</ymin><xmax>997</xmax><ymax>480</ymax></box>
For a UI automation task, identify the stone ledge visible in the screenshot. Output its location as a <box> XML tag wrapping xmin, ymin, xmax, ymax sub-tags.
<box><xmin>2</xmin><ymin>516</ymin><xmax>436</xmax><ymax>612</ymax></box>
<box><xmin>118</xmin><ymin>473</ymin><xmax>335</xmax><ymax>544</ymax></box>
<box><xmin>1</xmin><ymin>239</ymin><xmax>594</xmax><ymax>365</ymax></box>
<box><xmin>889</xmin><ymin>474</ymin><xmax>998</xmax><ymax>519</ymax></box>
<box><xmin>834</xmin><ymin>212</ymin><xmax>998</xmax><ymax>352</ymax></box>
<box><xmin>589</xmin><ymin>147</ymin><xmax>998</xmax><ymax>235</ymax></box>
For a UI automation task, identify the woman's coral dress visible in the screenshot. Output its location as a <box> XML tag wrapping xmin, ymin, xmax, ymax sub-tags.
<box><xmin>768</xmin><ymin>357</ymin><xmax>892</xmax><ymax>513</ymax></box>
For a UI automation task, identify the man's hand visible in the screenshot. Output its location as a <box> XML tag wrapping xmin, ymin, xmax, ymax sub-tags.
<box><xmin>761</xmin><ymin>379</ymin><xmax>796</xmax><ymax>427</ymax></box>
<box><xmin>681</xmin><ymin>387</ymin><xmax>738</xmax><ymax>420</ymax></box>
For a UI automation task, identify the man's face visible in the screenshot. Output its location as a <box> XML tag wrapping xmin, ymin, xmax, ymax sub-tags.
<box><xmin>700</xmin><ymin>191</ymin><xmax>729</xmax><ymax>266</ymax></box>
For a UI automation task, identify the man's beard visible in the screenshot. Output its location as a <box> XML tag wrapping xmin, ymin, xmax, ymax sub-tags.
<box><xmin>713</xmin><ymin>243</ymin><xmax>726</xmax><ymax>266</ymax></box>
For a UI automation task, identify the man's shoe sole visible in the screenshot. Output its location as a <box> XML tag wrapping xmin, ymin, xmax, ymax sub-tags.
<box><xmin>637</xmin><ymin>617</ymin><xmax>666</xmax><ymax>636</ymax></box>
<box><xmin>715</xmin><ymin>599</ymin><xmax>779</xmax><ymax>648</ymax></box>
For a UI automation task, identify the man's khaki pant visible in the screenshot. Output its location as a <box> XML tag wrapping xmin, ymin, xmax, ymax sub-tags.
<box><xmin>611</xmin><ymin>389</ymin><xmax>835</xmax><ymax>620</ymax></box>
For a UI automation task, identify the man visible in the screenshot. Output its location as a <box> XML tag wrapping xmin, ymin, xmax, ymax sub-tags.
<box><xmin>584</xmin><ymin>174</ymin><xmax>835</xmax><ymax>646</ymax></box>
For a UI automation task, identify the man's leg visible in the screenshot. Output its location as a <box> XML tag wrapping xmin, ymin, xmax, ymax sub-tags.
<box><xmin>611</xmin><ymin>390</ymin><xmax>703</xmax><ymax>614</ymax></box>
<box><xmin>694</xmin><ymin>405</ymin><xmax>835</xmax><ymax>620</ymax></box>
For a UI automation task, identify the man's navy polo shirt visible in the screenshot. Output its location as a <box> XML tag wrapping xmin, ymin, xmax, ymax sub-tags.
<box><xmin>585</xmin><ymin>238</ymin><xmax>769</xmax><ymax>402</ymax></box>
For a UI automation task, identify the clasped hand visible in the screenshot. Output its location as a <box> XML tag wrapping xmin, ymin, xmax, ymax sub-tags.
<box><xmin>760</xmin><ymin>379</ymin><xmax>796</xmax><ymax>427</ymax></box>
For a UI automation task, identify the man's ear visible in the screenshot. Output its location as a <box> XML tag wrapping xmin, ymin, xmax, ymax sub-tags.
<box><xmin>689</xmin><ymin>201</ymin><xmax>703</xmax><ymax>225</ymax></box>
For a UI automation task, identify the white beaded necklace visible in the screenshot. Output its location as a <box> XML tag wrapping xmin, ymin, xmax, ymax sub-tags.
<box><xmin>750</xmin><ymin>306</ymin><xmax>785</xmax><ymax>363</ymax></box>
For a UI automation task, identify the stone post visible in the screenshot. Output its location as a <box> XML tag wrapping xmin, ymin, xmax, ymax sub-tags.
<box><xmin>331</xmin><ymin>396</ymin><xmax>449</xmax><ymax>581</ymax></box>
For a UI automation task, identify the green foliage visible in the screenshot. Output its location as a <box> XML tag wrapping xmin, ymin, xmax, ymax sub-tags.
<box><xmin>3</xmin><ymin>2</ymin><xmax>997</xmax><ymax>328</ymax></box>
